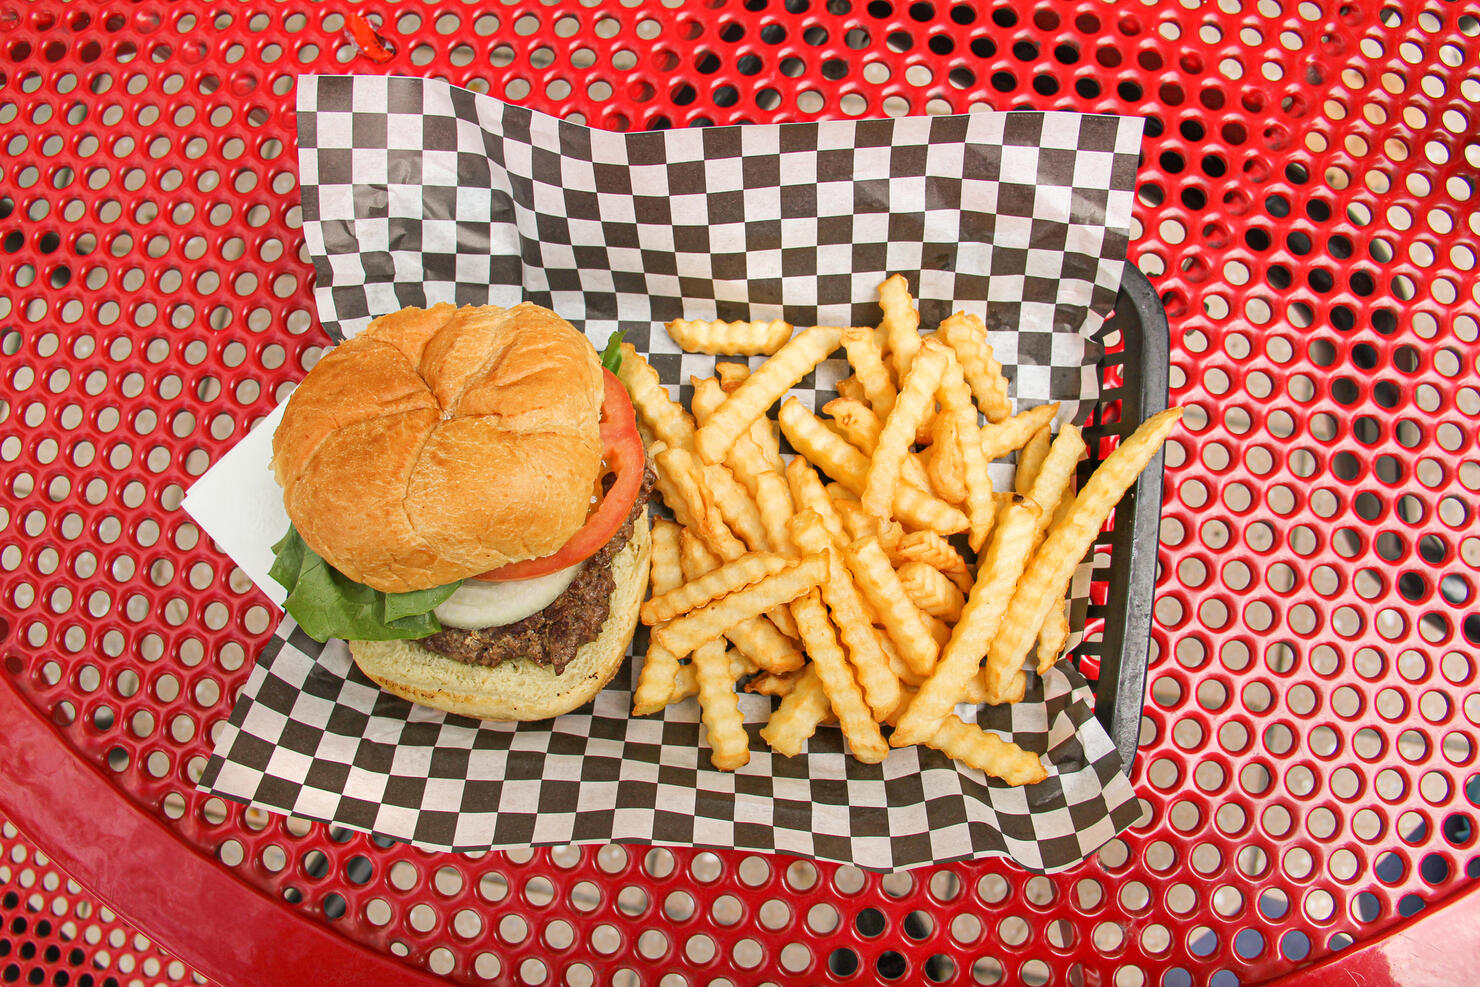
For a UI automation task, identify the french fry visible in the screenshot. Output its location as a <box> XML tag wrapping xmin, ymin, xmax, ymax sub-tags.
<box><xmin>921</xmin><ymin>714</ymin><xmax>1048</xmax><ymax>786</ymax></box>
<box><xmin>895</xmin><ymin>530</ymin><xmax>973</xmax><ymax>593</ymax></box>
<box><xmin>1035</xmin><ymin>598</ymin><xmax>1071</xmax><ymax>675</ymax></box>
<box><xmin>827</xmin><ymin>482</ymin><xmax>859</xmax><ymax>505</ymax></box>
<box><xmin>980</xmin><ymin>403</ymin><xmax>1060</xmax><ymax>462</ymax></box>
<box><xmin>834</xmin><ymin>500</ymin><xmax>905</xmax><ymax>558</ymax></box>
<box><xmin>984</xmin><ymin>408</ymin><xmax>1183</xmax><ymax>703</ymax></box>
<box><xmin>821</xmin><ymin>397</ymin><xmax>883</xmax><ymax>449</ymax></box>
<box><xmin>897</xmin><ymin>561</ymin><xmax>966</xmax><ymax>622</ymax></box>
<box><xmin>1023</xmin><ymin>424</ymin><xmax>1087</xmax><ymax>551</ymax></box>
<box><xmin>632</xmin><ymin>518</ymin><xmax>686</xmax><ymax>716</ymax></box>
<box><xmin>689</xmin><ymin>375</ymin><xmax>726</xmax><ymax>424</ymax></box>
<box><xmin>753</xmin><ymin>470</ymin><xmax>798</xmax><ymax>554</ymax></box>
<box><xmin>640</xmin><ymin>550</ymin><xmax>794</xmax><ymax>625</ymax></box>
<box><xmin>703</xmin><ymin>462</ymin><xmax>771</xmax><ymax>553</ymax></box>
<box><xmin>653</xmin><ymin>445</ymin><xmax>748</xmax><ymax>561</ymax></box>
<box><xmin>789</xmin><ymin>589</ymin><xmax>890</xmax><ymax>762</ymax></box>
<box><xmin>879</xmin><ymin>274</ymin><xmax>922</xmax><ymax>382</ymax></box>
<box><xmin>926</xmin><ymin>413</ymin><xmax>968</xmax><ymax>505</ymax></box>
<box><xmin>715</xmin><ymin>361</ymin><xmax>751</xmax><ymax>392</ymax></box>
<box><xmin>835</xmin><ymin>374</ymin><xmax>868</xmax><ymax>405</ymax></box>
<box><xmin>877</xmin><ymin>636</ymin><xmax>989</xmax><ymax>703</ymax></box>
<box><xmin>839</xmin><ymin>325</ymin><xmax>897</xmax><ymax>421</ymax></box>
<box><xmin>844</xmin><ymin>535</ymin><xmax>940</xmax><ymax>677</ymax></box>
<box><xmin>679</xmin><ymin>532</ymin><xmax>805</xmax><ymax>675</ymax></box>
<box><xmin>785</xmin><ymin>456</ymin><xmax>851</xmax><ymax>553</ymax></box>
<box><xmin>672</xmin><ymin>651</ymin><xmax>757</xmax><ymax>704</ymax></box>
<box><xmin>893</xmin><ymin>496</ymin><xmax>1040</xmax><ymax>746</ymax></box>
<box><xmin>823</xmin><ymin>398</ymin><xmax>932</xmax><ymax>493</ymax></box>
<box><xmin>776</xmin><ymin>398</ymin><xmax>968</xmax><ymax>534</ymax></box>
<box><xmin>932</xmin><ymin>342</ymin><xmax>996</xmax><ymax>551</ymax></box>
<box><xmin>861</xmin><ymin>344</ymin><xmax>948</xmax><ymax>519</ymax></box>
<box><xmin>618</xmin><ymin>344</ymin><xmax>696</xmax><ymax>452</ymax></box>
<box><xmin>787</xmin><ymin>511</ymin><xmax>902</xmax><ymax>722</ymax></box>
<box><xmin>654</xmin><ymin>552</ymin><xmax>828</xmax><ymax>659</ymax></box>
<box><xmin>744</xmin><ymin>668</ymin><xmax>804</xmax><ymax>697</ymax></box>
<box><xmin>695</xmin><ymin>375</ymin><xmax>777</xmax><ymax>496</ymax></box>
<box><xmin>695</xmin><ymin>324</ymin><xmax>842</xmax><ymax>464</ymax></box>
<box><xmin>678</xmin><ymin>539</ymin><xmax>751</xmax><ymax>771</ymax></box>
<box><xmin>1014</xmin><ymin>425</ymin><xmax>1052</xmax><ymax>495</ymax></box>
<box><xmin>666</xmin><ymin>317</ymin><xmax>793</xmax><ymax>356</ymax></box>
<box><xmin>695</xmin><ymin>635</ymin><xmax>749</xmax><ymax>769</ymax></box>
<box><xmin>759</xmin><ymin>664</ymin><xmax>829</xmax><ymax>757</ymax></box>
<box><xmin>937</xmin><ymin>311</ymin><xmax>1012</xmax><ymax>422</ymax></box>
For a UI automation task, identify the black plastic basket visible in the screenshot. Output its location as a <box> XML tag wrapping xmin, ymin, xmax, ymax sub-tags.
<box><xmin>1077</xmin><ymin>262</ymin><xmax>1171</xmax><ymax>773</ymax></box>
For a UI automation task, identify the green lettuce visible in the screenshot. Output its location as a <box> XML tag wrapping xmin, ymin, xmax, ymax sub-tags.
<box><xmin>269</xmin><ymin>525</ymin><xmax>461</xmax><ymax>643</ymax></box>
<box><xmin>600</xmin><ymin>330</ymin><xmax>625</xmax><ymax>375</ymax></box>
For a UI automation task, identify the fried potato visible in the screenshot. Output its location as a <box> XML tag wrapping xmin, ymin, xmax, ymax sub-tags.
<box><xmin>666</xmin><ymin>317</ymin><xmax>793</xmax><ymax>356</ymax></box>
<box><xmin>937</xmin><ymin>311</ymin><xmax>1012</xmax><ymax>422</ymax></box>
<box><xmin>1014</xmin><ymin>425</ymin><xmax>1052</xmax><ymax>495</ymax></box>
<box><xmin>895</xmin><ymin>530</ymin><xmax>973</xmax><ymax>593</ymax></box>
<box><xmin>843</xmin><ymin>535</ymin><xmax>940</xmax><ymax>677</ymax></box>
<box><xmin>654</xmin><ymin>552</ymin><xmax>828</xmax><ymax>659</ymax></box>
<box><xmin>932</xmin><ymin>342</ymin><xmax>996</xmax><ymax>551</ymax></box>
<box><xmin>753</xmin><ymin>470</ymin><xmax>798</xmax><ymax>554</ymax></box>
<box><xmin>921</xmin><ymin>714</ymin><xmax>1047</xmax><ymax>785</ymax></box>
<box><xmin>878</xmin><ymin>274</ymin><xmax>922</xmax><ymax>382</ymax></box>
<box><xmin>862</xmin><ymin>344</ymin><xmax>948</xmax><ymax>519</ymax></box>
<box><xmin>980</xmin><ymin>402</ymin><xmax>1060</xmax><ymax>463</ymax></box>
<box><xmin>790</xmin><ymin>589</ymin><xmax>890</xmax><ymax>762</ymax></box>
<box><xmin>785</xmin><ymin>456</ymin><xmax>851</xmax><ymax>553</ymax></box>
<box><xmin>703</xmin><ymin>462</ymin><xmax>771</xmax><ymax>553</ymax></box>
<box><xmin>926</xmin><ymin>413</ymin><xmax>968</xmax><ymax>505</ymax></box>
<box><xmin>672</xmin><ymin>650</ymin><xmax>757</xmax><ymax>704</ymax></box>
<box><xmin>984</xmin><ymin>408</ymin><xmax>1183</xmax><ymax>703</ymax></box>
<box><xmin>835</xmin><ymin>373</ymin><xmax>869</xmax><ymax>405</ymax></box>
<box><xmin>679</xmin><ymin>532</ymin><xmax>805</xmax><ymax>674</ymax></box>
<box><xmin>653</xmin><ymin>445</ymin><xmax>748</xmax><ymax>561</ymax></box>
<box><xmin>897</xmin><ymin>560</ymin><xmax>966</xmax><ymax>622</ymax></box>
<box><xmin>1035</xmin><ymin>598</ymin><xmax>1071</xmax><ymax>675</ymax></box>
<box><xmin>777</xmin><ymin>398</ymin><xmax>967</xmax><ymax>534</ymax></box>
<box><xmin>787</xmin><ymin>511</ymin><xmax>902</xmax><ymax>722</ymax></box>
<box><xmin>632</xmin><ymin>518</ymin><xmax>687</xmax><ymax>716</ymax></box>
<box><xmin>893</xmin><ymin>496</ymin><xmax>1040</xmax><ymax>746</ymax></box>
<box><xmin>715</xmin><ymin>361</ymin><xmax>751</xmax><ymax>392</ymax></box>
<box><xmin>640</xmin><ymin>550</ymin><xmax>793</xmax><ymax>625</ymax></box>
<box><xmin>838</xmin><ymin>325</ymin><xmax>898</xmax><ymax>422</ymax></box>
<box><xmin>678</xmin><ymin>538</ymin><xmax>751</xmax><ymax>771</ymax></box>
<box><xmin>619</xmin><ymin>344</ymin><xmax>696</xmax><ymax>453</ymax></box>
<box><xmin>759</xmin><ymin>664</ymin><xmax>829</xmax><ymax>757</ymax></box>
<box><xmin>1023</xmin><ymin>424</ymin><xmax>1087</xmax><ymax>552</ymax></box>
<box><xmin>695</xmin><ymin>324</ymin><xmax>842</xmax><ymax>464</ymax></box>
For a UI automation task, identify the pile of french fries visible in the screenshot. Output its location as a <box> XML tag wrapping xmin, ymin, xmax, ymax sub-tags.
<box><xmin>620</xmin><ymin>275</ymin><xmax>1182</xmax><ymax>783</ymax></box>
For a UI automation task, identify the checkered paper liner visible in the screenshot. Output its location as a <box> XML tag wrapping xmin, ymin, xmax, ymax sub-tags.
<box><xmin>198</xmin><ymin>75</ymin><xmax>1146</xmax><ymax>872</ymax></box>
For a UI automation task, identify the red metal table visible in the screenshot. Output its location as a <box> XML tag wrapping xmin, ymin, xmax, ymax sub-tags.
<box><xmin>0</xmin><ymin>1</ymin><xmax>1476</xmax><ymax>984</ymax></box>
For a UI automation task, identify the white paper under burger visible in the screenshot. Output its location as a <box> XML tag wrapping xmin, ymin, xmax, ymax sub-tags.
<box><xmin>191</xmin><ymin>76</ymin><xmax>1146</xmax><ymax>873</ymax></box>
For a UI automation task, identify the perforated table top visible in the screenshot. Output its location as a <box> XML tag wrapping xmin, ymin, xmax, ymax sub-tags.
<box><xmin>0</xmin><ymin>1</ymin><xmax>1477</xmax><ymax>985</ymax></box>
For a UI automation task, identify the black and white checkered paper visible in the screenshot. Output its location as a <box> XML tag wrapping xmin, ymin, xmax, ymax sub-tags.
<box><xmin>200</xmin><ymin>76</ymin><xmax>1145</xmax><ymax>873</ymax></box>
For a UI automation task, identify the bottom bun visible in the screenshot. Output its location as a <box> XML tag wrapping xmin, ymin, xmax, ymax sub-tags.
<box><xmin>348</xmin><ymin>512</ymin><xmax>650</xmax><ymax>721</ymax></box>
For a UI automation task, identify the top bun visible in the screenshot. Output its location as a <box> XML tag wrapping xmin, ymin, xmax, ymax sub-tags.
<box><xmin>272</xmin><ymin>302</ymin><xmax>605</xmax><ymax>593</ymax></box>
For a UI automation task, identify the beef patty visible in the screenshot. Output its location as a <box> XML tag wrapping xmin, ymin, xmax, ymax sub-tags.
<box><xmin>420</xmin><ymin>459</ymin><xmax>655</xmax><ymax>674</ymax></box>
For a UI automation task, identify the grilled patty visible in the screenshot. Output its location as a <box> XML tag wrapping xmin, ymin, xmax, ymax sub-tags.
<box><xmin>420</xmin><ymin>460</ymin><xmax>655</xmax><ymax>674</ymax></box>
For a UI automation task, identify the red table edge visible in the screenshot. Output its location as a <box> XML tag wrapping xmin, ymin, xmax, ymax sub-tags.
<box><xmin>0</xmin><ymin>670</ymin><xmax>447</xmax><ymax>987</ymax></box>
<box><xmin>1252</xmin><ymin>879</ymin><xmax>1480</xmax><ymax>987</ymax></box>
<box><xmin>0</xmin><ymin>668</ymin><xmax>1474</xmax><ymax>987</ymax></box>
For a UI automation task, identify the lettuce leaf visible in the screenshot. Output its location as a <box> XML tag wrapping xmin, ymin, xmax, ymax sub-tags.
<box><xmin>600</xmin><ymin>330</ymin><xmax>625</xmax><ymax>375</ymax></box>
<box><xmin>269</xmin><ymin>525</ymin><xmax>460</xmax><ymax>643</ymax></box>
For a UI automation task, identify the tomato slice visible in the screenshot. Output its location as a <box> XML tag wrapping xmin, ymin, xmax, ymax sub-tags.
<box><xmin>473</xmin><ymin>369</ymin><xmax>644</xmax><ymax>582</ymax></box>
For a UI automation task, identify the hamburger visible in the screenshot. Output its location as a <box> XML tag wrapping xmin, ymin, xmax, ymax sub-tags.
<box><xmin>267</xmin><ymin>302</ymin><xmax>654</xmax><ymax>721</ymax></box>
